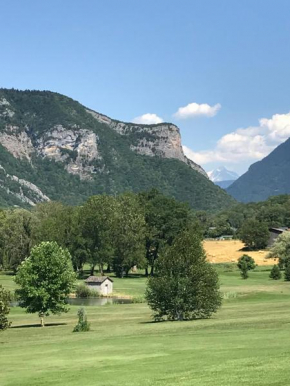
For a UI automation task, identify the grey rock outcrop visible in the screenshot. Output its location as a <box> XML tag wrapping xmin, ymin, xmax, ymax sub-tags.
<box><xmin>86</xmin><ymin>109</ymin><xmax>208</xmax><ymax>178</ymax></box>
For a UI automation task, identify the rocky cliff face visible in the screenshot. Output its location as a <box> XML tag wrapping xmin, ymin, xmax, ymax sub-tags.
<box><xmin>86</xmin><ymin>109</ymin><xmax>208</xmax><ymax>178</ymax></box>
<box><xmin>0</xmin><ymin>89</ymin><xmax>233</xmax><ymax>211</ymax></box>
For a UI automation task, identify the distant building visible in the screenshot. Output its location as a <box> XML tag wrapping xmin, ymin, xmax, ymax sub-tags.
<box><xmin>268</xmin><ymin>227</ymin><xmax>289</xmax><ymax>247</ymax></box>
<box><xmin>84</xmin><ymin>276</ymin><xmax>113</xmax><ymax>296</ymax></box>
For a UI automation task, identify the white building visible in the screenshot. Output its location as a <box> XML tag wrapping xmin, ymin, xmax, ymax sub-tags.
<box><xmin>84</xmin><ymin>276</ymin><xmax>113</xmax><ymax>296</ymax></box>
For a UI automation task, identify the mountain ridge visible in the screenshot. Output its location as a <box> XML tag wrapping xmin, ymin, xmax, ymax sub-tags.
<box><xmin>227</xmin><ymin>137</ymin><xmax>290</xmax><ymax>202</ymax></box>
<box><xmin>0</xmin><ymin>88</ymin><xmax>234</xmax><ymax>211</ymax></box>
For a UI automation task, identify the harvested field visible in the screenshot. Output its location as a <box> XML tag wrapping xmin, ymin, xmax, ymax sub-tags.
<box><xmin>204</xmin><ymin>239</ymin><xmax>276</xmax><ymax>266</ymax></box>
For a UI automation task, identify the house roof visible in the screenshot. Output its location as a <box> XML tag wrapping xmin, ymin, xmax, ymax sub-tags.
<box><xmin>269</xmin><ymin>227</ymin><xmax>289</xmax><ymax>233</ymax></box>
<box><xmin>85</xmin><ymin>276</ymin><xmax>113</xmax><ymax>284</ymax></box>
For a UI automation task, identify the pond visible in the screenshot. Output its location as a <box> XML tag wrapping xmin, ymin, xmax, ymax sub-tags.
<box><xmin>66</xmin><ymin>297</ymin><xmax>133</xmax><ymax>306</ymax></box>
<box><xmin>10</xmin><ymin>297</ymin><xmax>133</xmax><ymax>307</ymax></box>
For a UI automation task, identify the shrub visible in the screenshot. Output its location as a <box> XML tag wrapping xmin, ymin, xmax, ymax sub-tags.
<box><xmin>75</xmin><ymin>283</ymin><xmax>99</xmax><ymax>298</ymax></box>
<box><xmin>237</xmin><ymin>255</ymin><xmax>256</xmax><ymax>279</ymax></box>
<box><xmin>240</xmin><ymin>261</ymin><xmax>249</xmax><ymax>279</ymax></box>
<box><xmin>0</xmin><ymin>285</ymin><xmax>11</xmax><ymax>331</ymax></box>
<box><xmin>75</xmin><ymin>284</ymin><xmax>92</xmax><ymax>298</ymax></box>
<box><xmin>237</xmin><ymin>255</ymin><xmax>256</xmax><ymax>270</ymax></box>
<box><xmin>73</xmin><ymin>308</ymin><xmax>90</xmax><ymax>332</ymax></box>
<box><xmin>269</xmin><ymin>265</ymin><xmax>281</xmax><ymax>280</ymax></box>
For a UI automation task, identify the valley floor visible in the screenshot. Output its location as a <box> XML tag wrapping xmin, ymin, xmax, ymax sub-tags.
<box><xmin>1</xmin><ymin>267</ymin><xmax>290</xmax><ymax>386</ymax></box>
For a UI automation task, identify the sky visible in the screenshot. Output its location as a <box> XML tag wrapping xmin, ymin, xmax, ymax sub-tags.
<box><xmin>1</xmin><ymin>0</ymin><xmax>290</xmax><ymax>174</ymax></box>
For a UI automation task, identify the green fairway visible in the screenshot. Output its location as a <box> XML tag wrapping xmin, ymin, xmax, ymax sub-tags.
<box><xmin>1</xmin><ymin>268</ymin><xmax>290</xmax><ymax>386</ymax></box>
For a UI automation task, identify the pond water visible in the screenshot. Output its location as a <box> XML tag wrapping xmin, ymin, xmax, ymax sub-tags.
<box><xmin>10</xmin><ymin>297</ymin><xmax>133</xmax><ymax>307</ymax></box>
<box><xmin>67</xmin><ymin>297</ymin><xmax>133</xmax><ymax>306</ymax></box>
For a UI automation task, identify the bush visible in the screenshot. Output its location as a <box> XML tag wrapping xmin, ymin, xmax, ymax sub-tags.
<box><xmin>75</xmin><ymin>283</ymin><xmax>99</xmax><ymax>298</ymax></box>
<box><xmin>73</xmin><ymin>308</ymin><xmax>90</xmax><ymax>332</ymax></box>
<box><xmin>237</xmin><ymin>255</ymin><xmax>256</xmax><ymax>270</ymax></box>
<box><xmin>237</xmin><ymin>255</ymin><xmax>256</xmax><ymax>279</ymax></box>
<box><xmin>269</xmin><ymin>265</ymin><xmax>281</xmax><ymax>280</ymax></box>
<box><xmin>0</xmin><ymin>285</ymin><xmax>11</xmax><ymax>331</ymax></box>
<box><xmin>75</xmin><ymin>284</ymin><xmax>92</xmax><ymax>298</ymax></box>
<box><xmin>239</xmin><ymin>261</ymin><xmax>249</xmax><ymax>279</ymax></box>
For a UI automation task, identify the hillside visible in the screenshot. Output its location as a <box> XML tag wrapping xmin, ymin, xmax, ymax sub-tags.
<box><xmin>0</xmin><ymin>89</ymin><xmax>234</xmax><ymax>210</ymax></box>
<box><xmin>227</xmin><ymin>138</ymin><xmax>290</xmax><ymax>202</ymax></box>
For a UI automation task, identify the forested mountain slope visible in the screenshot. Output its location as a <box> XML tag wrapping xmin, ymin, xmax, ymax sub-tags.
<box><xmin>227</xmin><ymin>138</ymin><xmax>290</xmax><ymax>202</ymax></box>
<box><xmin>0</xmin><ymin>89</ymin><xmax>234</xmax><ymax>210</ymax></box>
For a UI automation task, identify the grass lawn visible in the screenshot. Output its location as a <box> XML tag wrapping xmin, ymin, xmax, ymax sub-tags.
<box><xmin>1</xmin><ymin>267</ymin><xmax>290</xmax><ymax>385</ymax></box>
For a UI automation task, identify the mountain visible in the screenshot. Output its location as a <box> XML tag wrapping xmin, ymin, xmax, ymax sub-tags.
<box><xmin>207</xmin><ymin>166</ymin><xmax>239</xmax><ymax>182</ymax></box>
<box><xmin>0</xmin><ymin>89</ymin><xmax>234</xmax><ymax>210</ymax></box>
<box><xmin>227</xmin><ymin>138</ymin><xmax>290</xmax><ymax>202</ymax></box>
<box><xmin>207</xmin><ymin>166</ymin><xmax>239</xmax><ymax>189</ymax></box>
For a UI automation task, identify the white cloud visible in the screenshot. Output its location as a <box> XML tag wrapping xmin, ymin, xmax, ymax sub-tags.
<box><xmin>132</xmin><ymin>113</ymin><xmax>163</xmax><ymax>125</ymax></box>
<box><xmin>174</xmin><ymin>102</ymin><xmax>221</xmax><ymax>119</ymax></box>
<box><xmin>183</xmin><ymin>111</ymin><xmax>290</xmax><ymax>166</ymax></box>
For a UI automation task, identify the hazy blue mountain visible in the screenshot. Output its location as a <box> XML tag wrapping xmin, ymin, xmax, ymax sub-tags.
<box><xmin>227</xmin><ymin>138</ymin><xmax>290</xmax><ymax>202</ymax></box>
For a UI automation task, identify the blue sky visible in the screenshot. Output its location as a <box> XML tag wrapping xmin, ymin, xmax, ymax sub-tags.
<box><xmin>1</xmin><ymin>0</ymin><xmax>290</xmax><ymax>174</ymax></box>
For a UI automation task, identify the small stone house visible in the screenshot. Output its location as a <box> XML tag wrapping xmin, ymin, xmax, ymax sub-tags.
<box><xmin>84</xmin><ymin>276</ymin><xmax>113</xmax><ymax>296</ymax></box>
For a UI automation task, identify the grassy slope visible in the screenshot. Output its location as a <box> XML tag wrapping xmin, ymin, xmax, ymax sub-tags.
<box><xmin>1</xmin><ymin>268</ymin><xmax>290</xmax><ymax>386</ymax></box>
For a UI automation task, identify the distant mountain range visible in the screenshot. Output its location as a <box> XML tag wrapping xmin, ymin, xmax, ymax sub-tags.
<box><xmin>207</xmin><ymin>166</ymin><xmax>239</xmax><ymax>189</ymax></box>
<box><xmin>227</xmin><ymin>137</ymin><xmax>290</xmax><ymax>202</ymax></box>
<box><xmin>0</xmin><ymin>89</ymin><xmax>234</xmax><ymax>211</ymax></box>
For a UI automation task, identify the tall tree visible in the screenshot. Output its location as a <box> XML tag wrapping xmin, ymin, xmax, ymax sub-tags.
<box><xmin>15</xmin><ymin>242</ymin><xmax>76</xmax><ymax>326</ymax></box>
<box><xmin>238</xmin><ymin>219</ymin><xmax>269</xmax><ymax>250</ymax></box>
<box><xmin>146</xmin><ymin>227</ymin><xmax>222</xmax><ymax>321</ymax></box>
<box><xmin>34</xmin><ymin>202</ymin><xmax>88</xmax><ymax>272</ymax></box>
<box><xmin>139</xmin><ymin>189</ymin><xmax>193</xmax><ymax>276</ymax></box>
<box><xmin>113</xmin><ymin>194</ymin><xmax>146</xmax><ymax>277</ymax></box>
<box><xmin>80</xmin><ymin>195</ymin><xmax>117</xmax><ymax>275</ymax></box>
<box><xmin>0</xmin><ymin>209</ymin><xmax>37</xmax><ymax>272</ymax></box>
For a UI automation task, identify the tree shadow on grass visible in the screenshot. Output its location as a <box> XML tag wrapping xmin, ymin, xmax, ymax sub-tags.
<box><xmin>11</xmin><ymin>323</ymin><xmax>67</xmax><ymax>329</ymax></box>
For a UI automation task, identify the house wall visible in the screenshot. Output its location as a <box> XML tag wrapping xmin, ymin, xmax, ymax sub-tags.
<box><xmin>268</xmin><ymin>230</ymin><xmax>283</xmax><ymax>247</ymax></box>
<box><xmin>86</xmin><ymin>280</ymin><xmax>113</xmax><ymax>295</ymax></box>
<box><xmin>100</xmin><ymin>280</ymin><xmax>113</xmax><ymax>295</ymax></box>
<box><xmin>87</xmin><ymin>283</ymin><xmax>101</xmax><ymax>293</ymax></box>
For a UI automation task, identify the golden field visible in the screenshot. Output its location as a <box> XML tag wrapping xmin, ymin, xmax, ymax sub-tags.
<box><xmin>204</xmin><ymin>239</ymin><xmax>276</xmax><ymax>266</ymax></box>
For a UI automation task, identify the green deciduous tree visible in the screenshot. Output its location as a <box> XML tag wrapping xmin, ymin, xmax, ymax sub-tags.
<box><xmin>146</xmin><ymin>227</ymin><xmax>222</xmax><ymax>321</ymax></box>
<box><xmin>113</xmin><ymin>194</ymin><xmax>146</xmax><ymax>278</ymax></box>
<box><xmin>34</xmin><ymin>202</ymin><xmax>88</xmax><ymax>273</ymax></box>
<box><xmin>15</xmin><ymin>241</ymin><xmax>76</xmax><ymax>326</ymax></box>
<box><xmin>238</xmin><ymin>219</ymin><xmax>269</xmax><ymax>250</ymax></box>
<box><xmin>0</xmin><ymin>285</ymin><xmax>11</xmax><ymax>331</ymax></box>
<box><xmin>139</xmin><ymin>189</ymin><xmax>193</xmax><ymax>276</ymax></box>
<box><xmin>0</xmin><ymin>209</ymin><xmax>37</xmax><ymax>272</ymax></box>
<box><xmin>80</xmin><ymin>195</ymin><xmax>117</xmax><ymax>276</ymax></box>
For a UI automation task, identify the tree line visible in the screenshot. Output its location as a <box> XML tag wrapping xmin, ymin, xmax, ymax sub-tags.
<box><xmin>0</xmin><ymin>189</ymin><xmax>194</xmax><ymax>277</ymax></box>
<box><xmin>2</xmin><ymin>192</ymin><xmax>290</xmax><ymax>276</ymax></box>
<box><xmin>196</xmin><ymin>195</ymin><xmax>290</xmax><ymax>250</ymax></box>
